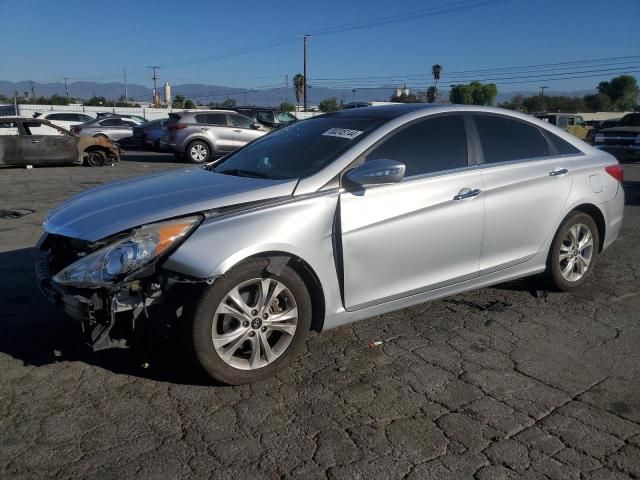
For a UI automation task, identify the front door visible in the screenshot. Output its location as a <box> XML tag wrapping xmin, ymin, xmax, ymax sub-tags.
<box><xmin>339</xmin><ymin>114</ymin><xmax>485</xmax><ymax>310</ymax></box>
<box><xmin>228</xmin><ymin>113</ymin><xmax>264</xmax><ymax>148</ymax></box>
<box><xmin>22</xmin><ymin>123</ymin><xmax>77</xmax><ymax>165</ymax></box>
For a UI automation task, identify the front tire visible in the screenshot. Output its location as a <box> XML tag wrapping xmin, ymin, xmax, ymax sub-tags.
<box><xmin>187</xmin><ymin>258</ymin><xmax>312</xmax><ymax>385</ymax></box>
<box><xmin>545</xmin><ymin>212</ymin><xmax>599</xmax><ymax>291</ymax></box>
<box><xmin>85</xmin><ymin>150</ymin><xmax>106</xmax><ymax>167</ymax></box>
<box><xmin>186</xmin><ymin>140</ymin><xmax>211</xmax><ymax>164</ymax></box>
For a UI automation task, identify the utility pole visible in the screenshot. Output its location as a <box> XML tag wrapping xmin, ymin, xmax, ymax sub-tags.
<box><xmin>147</xmin><ymin>66</ymin><xmax>160</xmax><ymax>106</ymax></box>
<box><xmin>123</xmin><ymin>66</ymin><xmax>128</xmax><ymax>104</ymax></box>
<box><xmin>303</xmin><ymin>34</ymin><xmax>309</xmax><ymax>112</ymax></box>
<box><xmin>539</xmin><ymin>86</ymin><xmax>548</xmax><ymax>96</ymax></box>
<box><xmin>284</xmin><ymin>74</ymin><xmax>289</xmax><ymax>103</ymax></box>
<box><xmin>352</xmin><ymin>89</ymin><xmax>356</xmax><ymax>104</ymax></box>
<box><xmin>30</xmin><ymin>81</ymin><xmax>35</xmax><ymax>104</ymax></box>
<box><xmin>13</xmin><ymin>90</ymin><xmax>18</xmax><ymax>114</ymax></box>
<box><xmin>63</xmin><ymin>77</ymin><xmax>71</xmax><ymax>103</ymax></box>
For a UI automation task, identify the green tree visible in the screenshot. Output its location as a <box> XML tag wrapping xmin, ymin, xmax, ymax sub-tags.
<box><xmin>84</xmin><ymin>96</ymin><xmax>107</xmax><ymax>106</ymax></box>
<box><xmin>172</xmin><ymin>95</ymin><xmax>185</xmax><ymax>109</ymax></box>
<box><xmin>426</xmin><ymin>86</ymin><xmax>437</xmax><ymax>103</ymax></box>
<box><xmin>184</xmin><ymin>99</ymin><xmax>196</xmax><ymax>109</ymax></box>
<box><xmin>450</xmin><ymin>82</ymin><xmax>497</xmax><ymax>106</ymax></box>
<box><xmin>280</xmin><ymin>101</ymin><xmax>295</xmax><ymax>112</ymax></box>
<box><xmin>220</xmin><ymin>98</ymin><xmax>237</xmax><ymax>108</ymax></box>
<box><xmin>319</xmin><ymin>97</ymin><xmax>339</xmax><ymax>112</ymax></box>
<box><xmin>597</xmin><ymin>75</ymin><xmax>639</xmax><ymax>110</ymax></box>
<box><xmin>293</xmin><ymin>74</ymin><xmax>305</xmax><ymax>110</ymax></box>
<box><xmin>431</xmin><ymin>64</ymin><xmax>442</xmax><ymax>99</ymax></box>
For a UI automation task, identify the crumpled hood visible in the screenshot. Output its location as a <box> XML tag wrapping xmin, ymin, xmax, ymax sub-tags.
<box><xmin>44</xmin><ymin>168</ymin><xmax>298</xmax><ymax>241</ymax></box>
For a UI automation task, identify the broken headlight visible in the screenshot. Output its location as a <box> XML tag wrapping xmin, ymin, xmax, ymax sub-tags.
<box><xmin>53</xmin><ymin>216</ymin><xmax>200</xmax><ymax>287</ymax></box>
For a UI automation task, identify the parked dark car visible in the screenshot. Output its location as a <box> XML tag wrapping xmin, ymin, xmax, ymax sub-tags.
<box><xmin>131</xmin><ymin>118</ymin><xmax>168</xmax><ymax>150</ymax></box>
<box><xmin>0</xmin><ymin>117</ymin><xmax>119</xmax><ymax>167</ymax></box>
<box><xmin>231</xmin><ymin>107</ymin><xmax>297</xmax><ymax>130</ymax></box>
<box><xmin>593</xmin><ymin>113</ymin><xmax>640</xmax><ymax>161</ymax></box>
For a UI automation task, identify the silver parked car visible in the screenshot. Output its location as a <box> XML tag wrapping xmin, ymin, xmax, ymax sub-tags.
<box><xmin>160</xmin><ymin>110</ymin><xmax>266</xmax><ymax>163</ymax></box>
<box><xmin>72</xmin><ymin>115</ymin><xmax>140</xmax><ymax>142</ymax></box>
<box><xmin>36</xmin><ymin>105</ymin><xmax>624</xmax><ymax>384</ymax></box>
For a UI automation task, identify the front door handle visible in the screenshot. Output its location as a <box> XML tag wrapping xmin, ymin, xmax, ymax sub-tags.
<box><xmin>453</xmin><ymin>188</ymin><xmax>482</xmax><ymax>201</ymax></box>
<box><xmin>233</xmin><ymin>129</ymin><xmax>242</xmax><ymax>133</ymax></box>
<box><xmin>549</xmin><ymin>168</ymin><xmax>569</xmax><ymax>177</ymax></box>
<box><xmin>27</xmin><ymin>139</ymin><xmax>40</xmax><ymax>143</ymax></box>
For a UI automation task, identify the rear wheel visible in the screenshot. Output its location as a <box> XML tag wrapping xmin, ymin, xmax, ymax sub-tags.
<box><xmin>186</xmin><ymin>258</ymin><xmax>312</xmax><ymax>385</ymax></box>
<box><xmin>545</xmin><ymin>212</ymin><xmax>599</xmax><ymax>291</ymax></box>
<box><xmin>85</xmin><ymin>150</ymin><xmax>106</xmax><ymax>167</ymax></box>
<box><xmin>186</xmin><ymin>140</ymin><xmax>210</xmax><ymax>164</ymax></box>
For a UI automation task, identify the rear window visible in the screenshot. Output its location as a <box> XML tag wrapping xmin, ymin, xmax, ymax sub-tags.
<box><xmin>100</xmin><ymin>119</ymin><xmax>122</xmax><ymax>126</ymax></box>
<box><xmin>213</xmin><ymin>117</ymin><xmax>384</xmax><ymax>180</ymax></box>
<box><xmin>475</xmin><ymin>115</ymin><xmax>549</xmax><ymax>163</ymax></box>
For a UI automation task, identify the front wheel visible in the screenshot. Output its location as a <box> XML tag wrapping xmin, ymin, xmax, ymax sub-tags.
<box><xmin>186</xmin><ymin>258</ymin><xmax>312</xmax><ymax>385</ymax></box>
<box><xmin>85</xmin><ymin>150</ymin><xmax>106</xmax><ymax>167</ymax></box>
<box><xmin>545</xmin><ymin>212</ymin><xmax>599</xmax><ymax>291</ymax></box>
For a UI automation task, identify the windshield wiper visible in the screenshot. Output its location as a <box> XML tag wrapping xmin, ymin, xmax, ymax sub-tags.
<box><xmin>216</xmin><ymin>168</ymin><xmax>271</xmax><ymax>179</ymax></box>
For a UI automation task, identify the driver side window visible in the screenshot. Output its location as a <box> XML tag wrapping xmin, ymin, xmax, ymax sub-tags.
<box><xmin>366</xmin><ymin>115</ymin><xmax>468</xmax><ymax>177</ymax></box>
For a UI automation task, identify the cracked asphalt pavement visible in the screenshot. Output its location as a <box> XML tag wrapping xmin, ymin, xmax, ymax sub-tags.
<box><xmin>1</xmin><ymin>152</ymin><xmax>639</xmax><ymax>479</ymax></box>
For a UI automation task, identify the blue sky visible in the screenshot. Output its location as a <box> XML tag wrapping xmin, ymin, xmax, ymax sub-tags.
<box><xmin>1</xmin><ymin>0</ymin><xmax>638</xmax><ymax>92</ymax></box>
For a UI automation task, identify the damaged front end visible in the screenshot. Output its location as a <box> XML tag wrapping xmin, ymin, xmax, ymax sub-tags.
<box><xmin>35</xmin><ymin>216</ymin><xmax>207</xmax><ymax>352</ymax></box>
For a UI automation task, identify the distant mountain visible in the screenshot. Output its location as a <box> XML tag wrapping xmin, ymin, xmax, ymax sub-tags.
<box><xmin>0</xmin><ymin>80</ymin><xmax>594</xmax><ymax>106</ymax></box>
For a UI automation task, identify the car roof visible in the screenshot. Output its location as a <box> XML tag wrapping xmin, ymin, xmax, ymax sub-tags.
<box><xmin>321</xmin><ymin>104</ymin><xmax>442</xmax><ymax>119</ymax></box>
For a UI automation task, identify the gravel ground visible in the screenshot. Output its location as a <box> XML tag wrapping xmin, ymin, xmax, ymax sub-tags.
<box><xmin>1</xmin><ymin>152</ymin><xmax>639</xmax><ymax>479</ymax></box>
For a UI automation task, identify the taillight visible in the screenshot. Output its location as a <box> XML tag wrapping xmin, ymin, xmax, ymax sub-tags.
<box><xmin>605</xmin><ymin>164</ymin><xmax>624</xmax><ymax>183</ymax></box>
<box><xmin>167</xmin><ymin>124</ymin><xmax>187</xmax><ymax>131</ymax></box>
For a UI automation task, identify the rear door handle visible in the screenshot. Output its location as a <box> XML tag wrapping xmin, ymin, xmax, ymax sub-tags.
<box><xmin>453</xmin><ymin>188</ymin><xmax>481</xmax><ymax>201</ymax></box>
<box><xmin>200</xmin><ymin>127</ymin><xmax>209</xmax><ymax>131</ymax></box>
<box><xmin>233</xmin><ymin>129</ymin><xmax>242</xmax><ymax>133</ymax></box>
<box><xmin>549</xmin><ymin>168</ymin><xmax>569</xmax><ymax>177</ymax></box>
<box><xmin>27</xmin><ymin>140</ymin><xmax>40</xmax><ymax>143</ymax></box>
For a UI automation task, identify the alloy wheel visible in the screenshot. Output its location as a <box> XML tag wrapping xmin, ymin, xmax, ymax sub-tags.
<box><xmin>211</xmin><ymin>278</ymin><xmax>298</xmax><ymax>370</ymax></box>
<box><xmin>558</xmin><ymin>223</ymin><xmax>594</xmax><ymax>282</ymax></box>
<box><xmin>190</xmin><ymin>144</ymin><xmax>208</xmax><ymax>162</ymax></box>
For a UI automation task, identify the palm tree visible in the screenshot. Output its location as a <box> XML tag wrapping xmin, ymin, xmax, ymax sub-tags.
<box><xmin>431</xmin><ymin>64</ymin><xmax>442</xmax><ymax>100</ymax></box>
<box><xmin>293</xmin><ymin>74</ymin><xmax>305</xmax><ymax>111</ymax></box>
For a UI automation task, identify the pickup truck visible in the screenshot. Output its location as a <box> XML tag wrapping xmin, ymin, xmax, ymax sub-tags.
<box><xmin>593</xmin><ymin>112</ymin><xmax>640</xmax><ymax>161</ymax></box>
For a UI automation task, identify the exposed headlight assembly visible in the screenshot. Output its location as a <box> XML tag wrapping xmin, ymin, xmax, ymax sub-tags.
<box><xmin>53</xmin><ymin>216</ymin><xmax>201</xmax><ymax>287</ymax></box>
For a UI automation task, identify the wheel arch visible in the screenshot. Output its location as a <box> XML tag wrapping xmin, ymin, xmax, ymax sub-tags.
<box><xmin>235</xmin><ymin>251</ymin><xmax>326</xmax><ymax>333</ymax></box>
<box><xmin>569</xmin><ymin>203</ymin><xmax>606</xmax><ymax>252</ymax></box>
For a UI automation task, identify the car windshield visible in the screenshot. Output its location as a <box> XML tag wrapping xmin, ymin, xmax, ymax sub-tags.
<box><xmin>212</xmin><ymin>117</ymin><xmax>384</xmax><ymax>179</ymax></box>
<box><xmin>276</xmin><ymin>112</ymin><xmax>297</xmax><ymax>123</ymax></box>
<box><xmin>617</xmin><ymin>114</ymin><xmax>640</xmax><ymax>127</ymax></box>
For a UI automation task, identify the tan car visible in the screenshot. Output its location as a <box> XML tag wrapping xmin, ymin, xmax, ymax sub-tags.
<box><xmin>535</xmin><ymin>113</ymin><xmax>592</xmax><ymax>140</ymax></box>
<box><xmin>0</xmin><ymin>117</ymin><xmax>119</xmax><ymax>167</ymax></box>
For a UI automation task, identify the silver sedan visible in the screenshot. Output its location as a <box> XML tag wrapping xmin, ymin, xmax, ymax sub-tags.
<box><xmin>37</xmin><ymin>104</ymin><xmax>624</xmax><ymax>384</ymax></box>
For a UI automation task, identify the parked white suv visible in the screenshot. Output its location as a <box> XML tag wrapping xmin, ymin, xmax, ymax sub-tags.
<box><xmin>31</xmin><ymin>111</ymin><xmax>96</xmax><ymax>135</ymax></box>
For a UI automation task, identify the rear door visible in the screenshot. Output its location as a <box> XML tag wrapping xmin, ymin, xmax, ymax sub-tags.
<box><xmin>228</xmin><ymin>113</ymin><xmax>263</xmax><ymax>147</ymax></box>
<box><xmin>339</xmin><ymin>114</ymin><xmax>485</xmax><ymax>310</ymax></box>
<box><xmin>472</xmin><ymin>114</ymin><xmax>574</xmax><ymax>273</ymax></box>
<box><xmin>198</xmin><ymin>113</ymin><xmax>235</xmax><ymax>152</ymax></box>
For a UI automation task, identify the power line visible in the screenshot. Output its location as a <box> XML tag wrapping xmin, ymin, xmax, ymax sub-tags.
<box><xmin>309</xmin><ymin>56</ymin><xmax>640</xmax><ymax>84</ymax></box>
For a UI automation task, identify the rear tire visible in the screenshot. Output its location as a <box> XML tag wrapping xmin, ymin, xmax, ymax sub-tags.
<box><xmin>186</xmin><ymin>140</ymin><xmax>211</xmax><ymax>164</ymax></box>
<box><xmin>185</xmin><ymin>258</ymin><xmax>312</xmax><ymax>385</ymax></box>
<box><xmin>545</xmin><ymin>212</ymin><xmax>599</xmax><ymax>292</ymax></box>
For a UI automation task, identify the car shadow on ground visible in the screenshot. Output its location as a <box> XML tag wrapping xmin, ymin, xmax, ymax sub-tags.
<box><xmin>0</xmin><ymin>247</ymin><xmax>220</xmax><ymax>387</ymax></box>
<box><xmin>120</xmin><ymin>151</ymin><xmax>181</xmax><ymax>163</ymax></box>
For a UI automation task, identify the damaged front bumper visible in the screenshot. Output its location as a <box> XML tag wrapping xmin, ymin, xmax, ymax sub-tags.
<box><xmin>35</xmin><ymin>232</ymin><xmax>208</xmax><ymax>352</ymax></box>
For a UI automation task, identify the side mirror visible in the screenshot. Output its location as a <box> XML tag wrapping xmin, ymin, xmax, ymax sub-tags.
<box><xmin>250</xmin><ymin>123</ymin><xmax>261</xmax><ymax>130</ymax></box>
<box><xmin>346</xmin><ymin>159</ymin><xmax>406</xmax><ymax>187</ymax></box>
